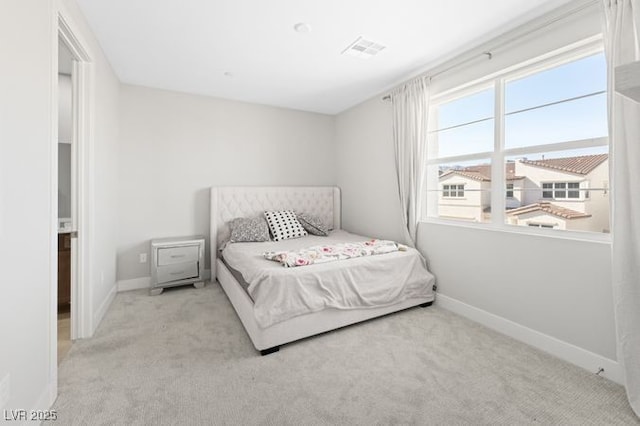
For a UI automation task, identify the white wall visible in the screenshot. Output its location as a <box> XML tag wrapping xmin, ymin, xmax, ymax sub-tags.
<box><xmin>0</xmin><ymin>0</ymin><xmax>119</xmax><ymax>412</ymax></box>
<box><xmin>0</xmin><ymin>0</ymin><xmax>56</xmax><ymax>413</ymax></box>
<box><xmin>117</xmin><ymin>85</ymin><xmax>335</xmax><ymax>281</ymax></box>
<box><xmin>417</xmin><ymin>223</ymin><xmax>616</xmax><ymax>360</ymax></box>
<box><xmin>334</xmin><ymin>2</ymin><xmax>618</xmax><ymax>380</ymax></box>
<box><xmin>335</xmin><ymin>97</ymin><xmax>406</xmax><ymax>243</ymax></box>
<box><xmin>76</xmin><ymin>0</ymin><xmax>121</xmax><ymax>328</ymax></box>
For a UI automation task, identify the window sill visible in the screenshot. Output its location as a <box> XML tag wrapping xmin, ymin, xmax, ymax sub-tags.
<box><xmin>419</xmin><ymin>217</ymin><xmax>612</xmax><ymax>244</ymax></box>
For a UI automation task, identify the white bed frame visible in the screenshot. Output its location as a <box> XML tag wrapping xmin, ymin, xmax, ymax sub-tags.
<box><xmin>210</xmin><ymin>186</ymin><xmax>433</xmax><ymax>354</ymax></box>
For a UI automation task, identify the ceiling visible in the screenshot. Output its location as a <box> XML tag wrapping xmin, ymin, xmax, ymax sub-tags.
<box><xmin>76</xmin><ymin>0</ymin><xmax>573</xmax><ymax>115</ymax></box>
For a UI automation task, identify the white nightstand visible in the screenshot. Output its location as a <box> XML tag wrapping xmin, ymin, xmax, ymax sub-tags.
<box><xmin>150</xmin><ymin>235</ymin><xmax>205</xmax><ymax>295</ymax></box>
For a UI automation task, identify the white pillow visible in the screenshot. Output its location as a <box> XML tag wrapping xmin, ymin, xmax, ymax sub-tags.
<box><xmin>264</xmin><ymin>210</ymin><xmax>307</xmax><ymax>241</ymax></box>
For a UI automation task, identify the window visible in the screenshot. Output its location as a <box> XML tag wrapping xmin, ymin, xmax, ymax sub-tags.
<box><xmin>443</xmin><ymin>184</ymin><xmax>464</xmax><ymax>198</ymax></box>
<box><xmin>504</xmin><ymin>54</ymin><xmax>607</xmax><ymax>149</ymax></box>
<box><xmin>568</xmin><ymin>182</ymin><xmax>580</xmax><ymax>199</ymax></box>
<box><xmin>528</xmin><ymin>223</ymin><xmax>555</xmax><ymax>229</ymax></box>
<box><xmin>506</xmin><ymin>183</ymin><xmax>514</xmax><ymax>198</ymax></box>
<box><xmin>542</xmin><ymin>182</ymin><xmax>582</xmax><ymax>200</ymax></box>
<box><xmin>426</xmin><ymin>40</ymin><xmax>609</xmax><ymax>235</ymax></box>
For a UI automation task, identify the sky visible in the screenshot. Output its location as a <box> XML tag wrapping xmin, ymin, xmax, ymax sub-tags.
<box><xmin>434</xmin><ymin>52</ymin><xmax>608</xmax><ymax>160</ymax></box>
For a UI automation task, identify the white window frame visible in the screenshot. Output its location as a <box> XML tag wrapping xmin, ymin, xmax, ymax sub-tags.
<box><xmin>424</xmin><ymin>37</ymin><xmax>609</xmax><ymax>242</ymax></box>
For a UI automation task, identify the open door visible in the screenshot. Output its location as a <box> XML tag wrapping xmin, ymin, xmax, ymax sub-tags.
<box><xmin>53</xmin><ymin>13</ymin><xmax>93</xmax><ymax>374</ymax></box>
<box><xmin>56</xmin><ymin>38</ymin><xmax>74</xmax><ymax>364</ymax></box>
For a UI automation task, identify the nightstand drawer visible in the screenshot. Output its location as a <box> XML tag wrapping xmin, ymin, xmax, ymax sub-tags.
<box><xmin>156</xmin><ymin>262</ymin><xmax>199</xmax><ymax>284</ymax></box>
<box><xmin>157</xmin><ymin>245</ymin><xmax>200</xmax><ymax>266</ymax></box>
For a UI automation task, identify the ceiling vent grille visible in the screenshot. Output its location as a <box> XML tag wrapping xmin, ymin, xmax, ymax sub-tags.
<box><xmin>342</xmin><ymin>36</ymin><xmax>386</xmax><ymax>59</ymax></box>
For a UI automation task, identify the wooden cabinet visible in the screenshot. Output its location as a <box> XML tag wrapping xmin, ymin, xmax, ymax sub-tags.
<box><xmin>58</xmin><ymin>233</ymin><xmax>71</xmax><ymax>311</ymax></box>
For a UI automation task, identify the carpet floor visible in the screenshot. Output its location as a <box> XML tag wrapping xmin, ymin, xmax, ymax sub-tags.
<box><xmin>51</xmin><ymin>282</ymin><xmax>638</xmax><ymax>425</ymax></box>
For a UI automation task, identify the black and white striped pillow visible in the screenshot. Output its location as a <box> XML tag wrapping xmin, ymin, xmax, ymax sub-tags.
<box><xmin>264</xmin><ymin>210</ymin><xmax>307</xmax><ymax>241</ymax></box>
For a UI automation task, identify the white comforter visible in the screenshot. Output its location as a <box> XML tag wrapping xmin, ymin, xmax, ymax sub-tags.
<box><xmin>221</xmin><ymin>230</ymin><xmax>435</xmax><ymax>328</ymax></box>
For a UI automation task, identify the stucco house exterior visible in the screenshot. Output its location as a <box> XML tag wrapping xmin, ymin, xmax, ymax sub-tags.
<box><xmin>438</xmin><ymin>154</ymin><xmax>609</xmax><ymax>233</ymax></box>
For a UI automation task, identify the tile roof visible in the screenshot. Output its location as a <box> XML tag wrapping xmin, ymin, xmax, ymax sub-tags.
<box><xmin>519</xmin><ymin>154</ymin><xmax>608</xmax><ymax>175</ymax></box>
<box><xmin>440</xmin><ymin>163</ymin><xmax>524</xmax><ymax>182</ymax></box>
<box><xmin>440</xmin><ymin>168</ymin><xmax>490</xmax><ymax>181</ymax></box>
<box><xmin>506</xmin><ymin>201</ymin><xmax>591</xmax><ymax>220</ymax></box>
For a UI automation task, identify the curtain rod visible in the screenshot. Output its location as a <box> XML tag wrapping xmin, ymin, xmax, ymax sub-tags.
<box><xmin>382</xmin><ymin>0</ymin><xmax>599</xmax><ymax>101</ymax></box>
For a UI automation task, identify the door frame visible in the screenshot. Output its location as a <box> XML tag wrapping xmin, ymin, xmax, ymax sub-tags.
<box><xmin>49</xmin><ymin>7</ymin><xmax>94</xmax><ymax>399</ymax></box>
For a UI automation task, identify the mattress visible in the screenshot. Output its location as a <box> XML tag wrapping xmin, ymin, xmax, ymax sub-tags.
<box><xmin>221</xmin><ymin>258</ymin><xmax>252</xmax><ymax>295</ymax></box>
<box><xmin>221</xmin><ymin>230</ymin><xmax>435</xmax><ymax>328</ymax></box>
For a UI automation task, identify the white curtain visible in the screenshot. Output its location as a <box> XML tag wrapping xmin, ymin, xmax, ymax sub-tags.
<box><xmin>602</xmin><ymin>0</ymin><xmax>640</xmax><ymax>417</ymax></box>
<box><xmin>391</xmin><ymin>76</ymin><xmax>430</xmax><ymax>246</ymax></box>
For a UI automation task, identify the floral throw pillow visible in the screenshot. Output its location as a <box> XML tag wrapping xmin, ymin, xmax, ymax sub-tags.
<box><xmin>229</xmin><ymin>217</ymin><xmax>270</xmax><ymax>242</ymax></box>
<box><xmin>296</xmin><ymin>212</ymin><xmax>330</xmax><ymax>237</ymax></box>
<box><xmin>264</xmin><ymin>210</ymin><xmax>307</xmax><ymax>241</ymax></box>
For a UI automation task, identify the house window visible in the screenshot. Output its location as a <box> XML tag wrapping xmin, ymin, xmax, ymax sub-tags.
<box><xmin>542</xmin><ymin>182</ymin><xmax>585</xmax><ymax>200</ymax></box>
<box><xmin>443</xmin><ymin>184</ymin><xmax>464</xmax><ymax>198</ymax></box>
<box><xmin>506</xmin><ymin>183</ymin><xmax>514</xmax><ymax>198</ymax></box>
<box><xmin>426</xmin><ymin>39</ymin><xmax>609</xmax><ymax>235</ymax></box>
<box><xmin>528</xmin><ymin>223</ymin><xmax>555</xmax><ymax>229</ymax></box>
<box><xmin>568</xmin><ymin>182</ymin><xmax>580</xmax><ymax>198</ymax></box>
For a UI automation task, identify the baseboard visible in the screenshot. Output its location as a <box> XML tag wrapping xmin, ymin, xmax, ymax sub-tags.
<box><xmin>435</xmin><ymin>294</ymin><xmax>623</xmax><ymax>385</ymax></box>
<box><xmin>92</xmin><ymin>284</ymin><xmax>116</xmax><ymax>333</ymax></box>
<box><xmin>28</xmin><ymin>381</ymin><xmax>54</xmax><ymax>425</ymax></box>
<box><xmin>117</xmin><ymin>269</ymin><xmax>211</xmax><ymax>292</ymax></box>
<box><xmin>117</xmin><ymin>276</ymin><xmax>150</xmax><ymax>292</ymax></box>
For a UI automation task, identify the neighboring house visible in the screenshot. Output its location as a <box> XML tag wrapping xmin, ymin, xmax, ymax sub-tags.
<box><xmin>438</xmin><ymin>163</ymin><xmax>523</xmax><ymax>223</ymax></box>
<box><xmin>438</xmin><ymin>154</ymin><xmax>609</xmax><ymax>233</ymax></box>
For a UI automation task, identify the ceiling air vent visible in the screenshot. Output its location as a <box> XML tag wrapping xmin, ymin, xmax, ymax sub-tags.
<box><xmin>341</xmin><ymin>36</ymin><xmax>386</xmax><ymax>59</ymax></box>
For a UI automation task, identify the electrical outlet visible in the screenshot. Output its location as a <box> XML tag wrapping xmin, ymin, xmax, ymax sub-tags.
<box><xmin>139</xmin><ymin>253</ymin><xmax>148</xmax><ymax>264</ymax></box>
<box><xmin>0</xmin><ymin>373</ymin><xmax>10</xmax><ymax>409</ymax></box>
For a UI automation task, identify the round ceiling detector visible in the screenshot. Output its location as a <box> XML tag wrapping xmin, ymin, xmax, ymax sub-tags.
<box><xmin>294</xmin><ymin>22</ymin><xmax>311</xmax><ymax>33</ymax></box>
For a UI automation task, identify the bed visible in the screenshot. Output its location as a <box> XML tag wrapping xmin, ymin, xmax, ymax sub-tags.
<box><xmin>210</xmin><ymin>186</ymin><xmax>435</xmax><ymax>355</ymax></box>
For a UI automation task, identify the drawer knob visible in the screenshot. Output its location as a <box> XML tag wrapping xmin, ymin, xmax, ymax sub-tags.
<box><xmin>170</xmin><ymin>271</ymin><xmax>185</xmax><ymax>275</ymax></box>
<box><xmin>170</xmin><ymin>254</ymin><xmax>186</xmax><ymax>258</ymax></box>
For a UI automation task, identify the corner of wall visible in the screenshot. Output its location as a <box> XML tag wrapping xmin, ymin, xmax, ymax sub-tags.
<box><xmin>92</xmin><ymin>283</ymin><xmax>117</xmax><ymax>334</ymax></box>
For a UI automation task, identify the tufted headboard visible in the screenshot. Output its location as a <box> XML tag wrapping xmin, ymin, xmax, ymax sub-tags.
<box><xmin>210</xmin><ymin>186</ymin><xmax>341</xmax><ymax>279</ymax></box>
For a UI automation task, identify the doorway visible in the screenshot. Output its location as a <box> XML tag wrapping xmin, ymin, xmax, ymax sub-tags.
<box><xmin>57</xmin><ymin>38</ymin><xmax>74</xmax><ymax>364</ymax></box>
<box><xmin>53</xmin><ymin>14</ymin><xmax>93</xmax><ymax>376</ymax></box>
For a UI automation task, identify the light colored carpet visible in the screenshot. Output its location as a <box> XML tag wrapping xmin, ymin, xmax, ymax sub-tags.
<box><xmin>58</xmin><ymin>311</ymin><xmax>72</xmax><ymax>365</ymax></box>
<box><xmin>51</xmin><ymin>283</ymin><xmax>638</xmax><ymax>425</ymax></box>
